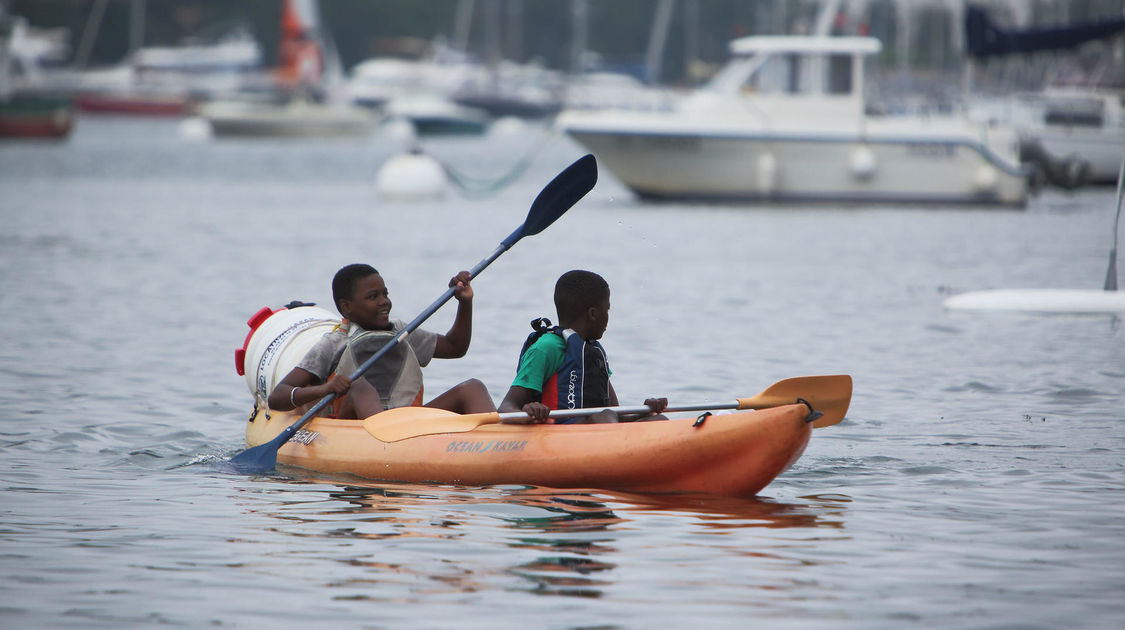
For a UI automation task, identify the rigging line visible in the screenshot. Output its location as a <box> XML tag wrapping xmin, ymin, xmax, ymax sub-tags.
<box><xmin>436</xmin><ymin>124</ymin><xmax>563</xmax><ymax>198</ymax></box>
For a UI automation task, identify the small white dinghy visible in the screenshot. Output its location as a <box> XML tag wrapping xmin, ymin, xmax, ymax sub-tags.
<box><xmin>945</xmin><ymin>158</ymin><xmax>1124</xmax><ymax>314</ymax></box>
<box><xmin>944</xmin><ymin>289</ymin><xmax>1125</xmax><ymax>313</ymax></box>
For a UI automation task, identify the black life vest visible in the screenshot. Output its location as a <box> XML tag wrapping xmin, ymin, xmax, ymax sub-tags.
<box><xmin>518</xmin><ymin>318</ymin><xmax>611</xmax><ymax>422</ymax></box>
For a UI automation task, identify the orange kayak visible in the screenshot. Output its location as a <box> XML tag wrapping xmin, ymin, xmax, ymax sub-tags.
<box><xmin>245</xmin><ymin>403</ymin><xmax>815</xmax><ymax>496</ymax></box>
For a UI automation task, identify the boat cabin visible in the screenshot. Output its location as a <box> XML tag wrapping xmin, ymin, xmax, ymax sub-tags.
<box><xmin>702</xmin><ymin>36</ymin><xmax>881</xmax><ymax>120</ymax></box>
<box><xmin>1038</xmin><ymin>90</ymin><xmax>1121</xmax><ymax>128</ymax></box>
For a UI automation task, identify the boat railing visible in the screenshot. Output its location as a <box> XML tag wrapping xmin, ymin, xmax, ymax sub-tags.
<box><xmin>704</xmin><ymin>55</ymin><xmax>770</xmax><ymax>96</ymax></box>
<box><xmin>969</xmin><ymin>135</ymin><xmax>1036</xmax><ymax>178</ymax></box>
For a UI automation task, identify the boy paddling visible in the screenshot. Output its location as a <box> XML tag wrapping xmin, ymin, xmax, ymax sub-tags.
<box><xmin>268</xmin><ymin>264</ymin><xmax>495</xmax><ymax>419</ymax></box>
<box><xmin>498</xmin><ymin>270</ymin><xmax>667</xmax><ymax>424</ymax></box>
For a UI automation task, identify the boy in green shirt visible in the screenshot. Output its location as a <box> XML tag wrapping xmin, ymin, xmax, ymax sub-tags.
<box><xmin>498</xmin><ymin>270</ymin><xmax>666</xmax><ymax>424</ymax></box>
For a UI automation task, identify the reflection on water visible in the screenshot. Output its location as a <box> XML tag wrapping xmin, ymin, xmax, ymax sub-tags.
<box><xmin>242</xmin><ymin>475</ymin><xmax>849</xmax><ymax>602</ymax></box>
<box><xmin>493</xmin><ymin>491</ymin><xmax>623</xmax><ymax>598</ymax></box>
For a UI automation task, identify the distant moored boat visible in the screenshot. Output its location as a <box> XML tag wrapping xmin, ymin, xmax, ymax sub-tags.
<box><xmin>0</xmin><ymin>93</ymin><xmax>74</xmax><ymax>139</ymax></box>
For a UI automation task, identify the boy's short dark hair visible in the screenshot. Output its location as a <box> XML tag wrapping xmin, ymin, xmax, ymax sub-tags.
<box><xmin>332</xmin><ymin>263</ymin><xmax>379</xmax><ymax>313</ymax></box>
<box><xmin>554</xmin><ymin>270</ymin><xmax>609</xmax><ymax>323</ymax></box>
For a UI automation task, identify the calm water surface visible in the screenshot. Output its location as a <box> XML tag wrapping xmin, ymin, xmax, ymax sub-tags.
<box><xmin>1</xmin><ymin>116</ymin><xmax>1123</xmax><ymax>628</ymax></box>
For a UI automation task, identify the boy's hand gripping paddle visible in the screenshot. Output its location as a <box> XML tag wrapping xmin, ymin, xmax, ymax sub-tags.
<box><xmin>227</xmin><ymin>154</ymin><xmax>598</xmax><ymax>474</ymax></box>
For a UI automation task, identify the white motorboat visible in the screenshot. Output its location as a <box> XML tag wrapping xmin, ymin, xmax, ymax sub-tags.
<box><xmin>196</xmin><ymin>0</ymin><xmax>373</xmax><ymax>139</ymax></box>
<box><xmin>382</xmin><ymin>93</ymin><xmax>488</xmax><ymax>136</ymax></box>
<box><xmin>1019</xmin><ymin>88</ymin><xmax>1124</xmax><ymax>186</ymax></box>
<box><xmin>346</xmin><ymin>54</ymin><xmax>477</xmax><ymax>110</ymax></box>
<box><xmin>962</xmin><ymin>4</ymin><xmax>1125</xmax><ymax>188</ymax></box>
<box><xmin>197</xmin><ymin>97</ymin><xmax>373</xmax><ymax>138</ymax></box>
<box><xmin>557</xmin><ymin>36</ymin><xmax>1031</xmax><ymax>206</ymax></box>
<box><xmin>971</xmin><ymin>87</ymin><xmax>1125</xmax><ymax>189</ymax></box>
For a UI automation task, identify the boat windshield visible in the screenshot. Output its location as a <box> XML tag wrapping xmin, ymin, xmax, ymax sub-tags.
<box><xmin>705</xmin><ymin>51</ymin><xmax>856</xmax><ymax>96</ymax></box>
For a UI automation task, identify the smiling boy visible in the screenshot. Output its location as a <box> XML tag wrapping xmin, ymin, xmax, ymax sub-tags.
<box><xmin>268</xmin><ymin>263</ymin><xmax>494</xmax><ymax>418</ymax></box>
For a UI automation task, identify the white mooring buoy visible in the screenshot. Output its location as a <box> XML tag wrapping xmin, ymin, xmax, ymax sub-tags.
<box><xmin>374</xmin><ymin>149</ymin><xmax>447</xmax><ymax>201</ymax></box>
<box><xmin>178</xmin><ymin>116</ymin><xmax>212</xmax><ymax>141</ymax></box>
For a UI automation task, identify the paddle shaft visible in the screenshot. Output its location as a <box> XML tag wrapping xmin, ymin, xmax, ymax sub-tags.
<box><xmin>493</xmin><ymin>395</ymin><xmax>825</xmax><ymax>424</ymax></box>
<box><xmin>363</xmin><ymin>374</ymin><xmax>852</xmax><ymax>442</ymax></box>
<box><xmin>491</xmin><ymin>383</ymin><xmax>836</xmax><ymax>424</ymax></box>
<box><xmin>495</xmin><ymin>401</ymin><xmax>741</xmax><ymax>423</ymax></box>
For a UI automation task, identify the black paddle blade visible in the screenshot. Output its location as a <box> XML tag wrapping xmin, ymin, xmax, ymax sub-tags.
<box><xmin>505</xmin><ymin>154</ymin><xmax>597</xmax><ymax>246</ymax></box>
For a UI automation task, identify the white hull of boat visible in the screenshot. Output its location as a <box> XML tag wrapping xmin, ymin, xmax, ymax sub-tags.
<box><xmin>974</xmin><ymin>89</ymin><xmax>1125</xmax><ymax>187</ymax></box>
<box><xmin>1035</xmin><ymin>128</ymin><xmax>1124</xmax><ymax>185</ymax></box>
<box><xmin>562</xmin><ymin>114</ymin><xmax>1029</xmax><ymax>205</ymax></box>
<box><xmin>383</xmin><ymin>94</ymin><xmax>489</xmax><ymax>136</ymax></box>
<box><xmin>200</xmin><ymin>100</ymin><xmax>374</xmax><ymax>138</ymax></box>
<box><xmin>944</xmin><ymin>289</ymin><xmax>1125</xmax><ymax>313</ymax></box>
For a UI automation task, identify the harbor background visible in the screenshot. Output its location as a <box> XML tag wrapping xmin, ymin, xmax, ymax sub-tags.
<box><xmin>1</xmin><ymin>115</ymin><xmax>1123</xmax><ymax>628</ymax></box>
<box><xmin>9</xmin><ymin>0</ymin><xmax>1125</xmax><ymax>83</ymax></box>
<box><xmin>3</xmin><ymin>0</ymin><xmax>1125</xmax><ymax>627</ymax></box>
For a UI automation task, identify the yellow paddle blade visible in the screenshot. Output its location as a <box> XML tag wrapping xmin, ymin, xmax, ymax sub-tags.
<box><xmin>364</xmin><ymin>407</ymin><xmax>502</xmax><ymax>442</ymax></box>
<box><xmin>736</xmin><ymin>375</ymin><xmax>852</xmax><ymax>428</ymax></box>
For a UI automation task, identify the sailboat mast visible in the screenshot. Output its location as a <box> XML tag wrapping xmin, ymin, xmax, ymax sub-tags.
<box><xmin>570</xmin><ymin>0</ymin><xmax>587</xmax><ymax>75</ymax></box>
<box><xmin>644</xmin><ymin>0</ymin><xmax>674</xmax><ymax>85</ymax></box>
<box><xmin>129</xmin><ymin>0</ymin><xmax>145</xmax><ymax>57</ymax></box>
<box><xmin>74</xmin><ymin>0</ymin><xmax>108</xmax><ymax>69</ymax></box>
<box><xmin>1106</xmin><ymin>158</ymin><xmax>1124</xmax><ymax>291</ymax></box>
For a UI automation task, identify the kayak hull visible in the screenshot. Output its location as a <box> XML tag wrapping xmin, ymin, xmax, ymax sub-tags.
<box><xmin>245</xmin><ymin>404</ymin><xmax>814</xmax><ymax>496</ymax></box>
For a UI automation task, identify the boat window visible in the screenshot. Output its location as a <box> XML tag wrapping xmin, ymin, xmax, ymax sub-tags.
<box><xmin>1043</xmin><ymin>98</ymin><xmax>1104</xmax><ymax>127</ymax></box>
<box><xmin>825</xmin><ymin>54</ymin><xmax>853</xmax><ymax>94</ymax></box>
<box><xmin>708</xmin><ymin>56</ymin><xmax>763</xmax><ymax>94</ymax></box>
<box><xmin>785</xmin><ymin>54</ymin><xmax>804</xmax><ymax>93</ymax></box>
<box><xmin>747</xmin><ymin>53</ymin><xmax>812</xmax><ymax>94</ymax></box>
<box><xmin>733</xmin><ymin>52</ymin><xmax>855</xmax><ymax>96</ymax></box>
<box><xmin>1045</xmin><ymin>110</ymin><xmax>1103</xmax><ymax>126</ymax></box>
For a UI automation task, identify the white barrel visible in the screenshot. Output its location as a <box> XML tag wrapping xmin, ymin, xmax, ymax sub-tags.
<box><xmin>240</xmin><ymin>305</ymin><xmax>340</xmax><ymax>403</ymax></box>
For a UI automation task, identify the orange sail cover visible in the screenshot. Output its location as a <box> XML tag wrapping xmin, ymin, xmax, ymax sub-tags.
<box><xmin>276</xmin><ymin>0</ymin><xmax>323</xmax><ymax>89</ymax></box>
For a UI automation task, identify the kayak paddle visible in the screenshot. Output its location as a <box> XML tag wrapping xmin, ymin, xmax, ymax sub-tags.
<box><xmin>227</xmin><ymin>153</ymin><xmax>599</xmax><ymax>473</ymax></box>
<box><xmin>364</xmin><ymin>374</ymin><xmax>852</xmax><ymax>442</ymax></box>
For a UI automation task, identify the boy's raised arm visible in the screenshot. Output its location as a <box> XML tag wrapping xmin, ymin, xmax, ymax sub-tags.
<box><xmin>433</xmin><ymin>271</ymin><xmax>473</xmax><ymax>359</ymax></box>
